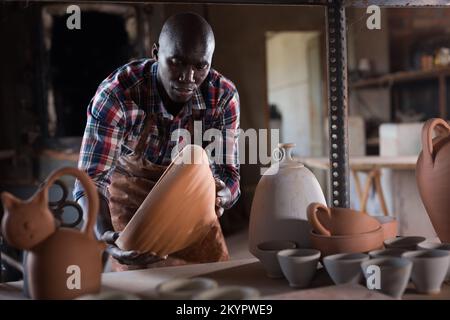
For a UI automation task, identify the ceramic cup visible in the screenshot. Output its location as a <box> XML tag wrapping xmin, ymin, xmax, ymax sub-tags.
<box><xmin>402</xmin><ymin>249</ymin><xmax>450</xmax><ymax>294</ymax></box>
<box><xmin>323</xmin><ymin>253</ymin><xmax>370</xmax><ymax>285</ymax></box>
<box><xmin>384</xmin><ymin>236</ymin><xmax>426</xmax><ymax>250</ymax></box>
<box><xmin>368</xmin><ymin>248</ymin><xmax>407</xmax><ymax>258</ymax></box>
<box><xmin>417</xmin><ymin>242</ymin><xmax>450</xmax><ymax>279</ymax></box>
<box><xmin>155</xmin><ymin>277</ymin><xmax>218</xmax><ymax>299</ymax></box>
<box><xmin>361</xmin><ymin>257</ymin><xmax>412</xmax><ymax>299</ymax></box>
<box><xmin>277</xmin><ymin>249</ymin><xmax>321</xmax><ymax>288</ymax></box>
<box><xmin>255</xmin><ymin>240</ymin><xmax>297</xmax><ymax>278</ymax></box>
<box><xmin>193</xmin><ymin>286</ymin><xmax>260</xmax><ymax>300</ymax></box>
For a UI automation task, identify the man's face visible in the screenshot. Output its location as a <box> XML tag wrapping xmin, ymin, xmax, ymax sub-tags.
<box><xmin>155</xmin><ymin>38</ymin><xmax>214</xmax><ymax>104</ymax></box>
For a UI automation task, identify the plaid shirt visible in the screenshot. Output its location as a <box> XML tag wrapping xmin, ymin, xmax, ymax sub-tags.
<box><xmin>74</xmin><ymin>59</ymin><xmax>240</xmax><ymax>209</ymax></box>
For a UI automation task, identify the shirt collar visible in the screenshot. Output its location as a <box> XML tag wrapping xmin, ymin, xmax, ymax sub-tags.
<box><xmin>149</xmin><ymin>61</ymin><xmax>206</xmax><ymax>120</ymax></box>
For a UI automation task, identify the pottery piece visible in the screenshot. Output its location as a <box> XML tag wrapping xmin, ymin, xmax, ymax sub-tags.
<box><xmin>361</xmin><ymin>257</ymin><xmax>412</xmax><ymax>299</ymax></box>
<box><xmin>368</xmin><ymin>248</ymin><xmax>407</xmax><ymax>258</ymax></box>
<box><xmin>416</xmin><ymin>118</ymin><xmax>450</xmax><ymax>242</ymax></box>
<box><xmin>156</xmin><ymin>277</ymin><xmax>218</xmax><ymax>300</ymax></box>
<box><xmin>373</xmin><ymin>216</ymin><xmax>398</xmax><ymax>240</ymax></box>
<box><xmin>323</xmin><ymin>253</ymin><xmax>369</xmax><ymax>285</ymax></box>
<box><xmin>417</xmin><ymin>242</ymin><xmax>450</xmax><ymax>279</ymax></box>
<box><xmin>249</xmin><ymin>143</ymin><xmax>326</xmax><ymax>256</ymax></box>
<box><xmin>384</xmin><ymin>236</ymin><xmax>426</xmax><ymax>250</ymax></box>
<box><xmin>254</xmin><ymin>240</ymin><xmax>297</xmax><ymax>278</ymax></box>
<box><xmin>309</xmin><ymin>228</ymin><xmax>384</xmax><ymax>257</ymax></box>
<box><xmin>1</xmin><ymin>167</ymin><xmax>105</xmax><ymax>299</ymax></box>
<box><xmin>307</xmin><ymin>203</ymin><xmax>381</xmax><ymax>236</ymax></box>
<box><xmin>116</xmin><ymin>145</ymin><xmax>217</xmax><ymax>256</ymax></box>
<box><xmin>402</xmin><ymin>249</ymin><xmax>450</xmax><ymax>294</ymax></box>
<box><xmin>193</xmin><ymin>286</ymin><xmax>260</xmax><ymax>300</ymax></box>
<box><xmin>277</xmin><ymin>249</ymin><xmax>320</xmax><ymax>288</ymax></box>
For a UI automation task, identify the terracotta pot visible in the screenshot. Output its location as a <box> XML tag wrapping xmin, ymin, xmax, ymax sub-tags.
<box><xmin>309</xmin><ymin>228</ymin><xmax>384</xmax><ymax>257</ymax></box>
<box><xmin>416</xmin><ymin>118</ymin><xmax>450</xmax><ymax>242</ymax></box>
<box><xmin>307</xmin><ymin>203</ymin><xmax>380</xmax><ymax>236</ymax></box>
<box><xmin>1</xmin><ymin>167</ymin><xmax>105</xmax><ymax>299</ymax></box>
<box><xmin>373</xmin><ymin>216</ymin><xmax>398</xmax><ymax>240</ymax></box>
<box><xmin>249</xmin><ymin>143</ymin><xmax>326</xmax><ymax>257</ymax></box>
<box><xmin>116</xmin><ymin>145</ymin><xmax>217</xmax><ymax>256</ymax></box>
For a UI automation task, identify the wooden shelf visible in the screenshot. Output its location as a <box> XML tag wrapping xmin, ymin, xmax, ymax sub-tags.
<box><xmin>351</xmin><ymin>66</ymin><xmax>450</xmax><ymax>89</ymax></box>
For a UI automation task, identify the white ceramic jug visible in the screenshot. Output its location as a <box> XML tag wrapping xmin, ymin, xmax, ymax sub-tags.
<box><xmin>249</xmin><ymin>143</ymin><xmax>327</xmax><ymax>256</ymax></box>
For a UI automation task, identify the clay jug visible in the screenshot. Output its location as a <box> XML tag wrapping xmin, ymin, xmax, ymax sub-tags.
<box><xmin>416</xmin><ymin>118</ymin><xmax>450</xmax><ymax>242</ymax></box>
<box><xmin>249</xmin><ymin>143</ymin><xmax>327</xmax><ymax>256</ymax></box>
<box><xmin>307</xmin><ymin>202</ymin><xmax>381</xmax><ymax>236</ymax></box>
<box><xmin>1</xmin><ymin>167</ymin><xmax>106</xmax><ymax>299</ymax></box>
<box><xmin>116</xmin><ymin>144</ymin><xmax>217</xmax><ymax>256</ymax></box>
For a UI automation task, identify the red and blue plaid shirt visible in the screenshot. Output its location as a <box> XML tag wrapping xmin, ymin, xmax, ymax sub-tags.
<box><xmin>74</xmin><ymin>59</ymin><xmax>240</xmax><ymax>209</ymax></box>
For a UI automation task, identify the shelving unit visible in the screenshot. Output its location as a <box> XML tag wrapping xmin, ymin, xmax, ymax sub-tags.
<box><xmin>351</xmin><ymin>66</ymin><xmax>450</xmax><ymax>119</ymax></box>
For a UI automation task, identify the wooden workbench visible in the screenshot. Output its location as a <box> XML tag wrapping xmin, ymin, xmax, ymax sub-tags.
<box><xmin>1</xmin><ymin>258</ymin><xmax>449</xmax><ymax>300</ymax></box>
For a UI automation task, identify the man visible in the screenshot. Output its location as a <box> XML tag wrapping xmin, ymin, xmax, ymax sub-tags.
<box><xmin>74</xmin><ymin>13</ymin><xmax>240</xmax><ymax>270</ymax></box>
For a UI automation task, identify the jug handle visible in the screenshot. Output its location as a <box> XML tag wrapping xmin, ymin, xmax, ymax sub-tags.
<box><xmin>307</xmin><ymin>202</ymin><xmax>331</xmax><ymax>236</ymax></box>
<box><xmin>422</xmin><ymin>118</ymin><xmax>450</xmax><ymax>161</ymax></box>
<box><xmin>40</xmin><ymin>167</ymin><xmax>99</xmax><ymax>238</ymax></box>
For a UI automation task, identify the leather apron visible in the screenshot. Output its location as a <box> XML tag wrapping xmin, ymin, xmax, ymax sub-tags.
<box><xmin>108</xmin><ymin>111</ymin><xmax>229</xmax><ymax>272</ymax></box>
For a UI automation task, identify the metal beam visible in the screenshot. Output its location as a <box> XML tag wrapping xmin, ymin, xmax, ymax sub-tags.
<box><xmin>326</xmin><ymin>0</ymin><xmax>350</xmax><ymax>208</ymax></box>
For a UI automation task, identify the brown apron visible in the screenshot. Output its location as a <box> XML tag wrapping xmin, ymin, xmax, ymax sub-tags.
<box><xmin>108</xmin><ymin>111</ymin><xmax>229</xmax><ymax>272</ymax></box>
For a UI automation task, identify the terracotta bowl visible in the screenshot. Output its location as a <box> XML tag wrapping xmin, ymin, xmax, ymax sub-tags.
<box><xmin>309</xmin><ymin>227</ymin><xmax>384</xmax><ymax>257</ymax></box>
<box><xmin>323</xmin><ymin>253</ymin><xmax>369</xmax><ymax>285</ymax></box>
<box><xmin>277</xmin><ymin>249</ymin><xmax>321</xmax><ymax>288</ymax></box>
<box><xmin>373</xmin><ymin>216</ymin><xmax>398</xmax><ymax>240</ymax></box>
<box><xmin>384</xmin><ymin>236</ymin><xmax>426</xmax><ymax>250</ymax></box>
<box><xmin>361</xmin><ymin>257</ymin><xmax>412</xmax><ymax>299</ymax></box>
<box><xmin>193</xmin><ymin>286</ymin><xmax>260</xmax><ymax>300</ymax></box>
<box><xmin>156</xmin><ymin>277</ymin><xmax>218</xmax><ymax>300</ymax></box>
<box><xmin>402</xmin><ymin>249</ymin><xmax>450</xmax><ymax>294</ymax></box>
<box><xmin>254</xmin><ymin>240</ymin><xmax>297</xmax><ymax>278</ymax></box>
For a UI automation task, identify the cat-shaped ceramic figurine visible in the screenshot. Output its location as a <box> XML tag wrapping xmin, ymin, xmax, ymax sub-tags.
<box><xmin>1</xmin><ymin>167</ymin><xmax>106</xmax><ymax>299</ymax></box>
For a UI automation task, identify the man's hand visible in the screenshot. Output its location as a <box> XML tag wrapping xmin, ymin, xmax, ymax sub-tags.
<box><xmin>215</xmin><ymin>178</ymin><xmax>232</xmax><ymax>218</ymax></box>
<box><xmin>101</xmin><ymin>231</ymin><xmax>167</xmax><ymax>266</ymax></box>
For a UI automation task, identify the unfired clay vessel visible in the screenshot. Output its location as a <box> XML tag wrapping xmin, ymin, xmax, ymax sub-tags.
<box><xmin>116</xmin><ymin>145</ymin><xmax>217</xmax><ymax>256</ymax></box>
<box><xmin>384</xmin><ymin>236</ymin><xmax>426</xmax><ymax>250</ymax></box>
<box><xmin>249</xmin><ymin>143</ymin><xmax>326</xmax><ymax>257</ymax></box>
<box><xmin>368</xmin><ymin>248</ymin><xmax>407</xmax><ymax>258</ymax></box>
<box><xmin>416</xmin><ymin>118</ymin><xmax>450</xmax><ymax>242</ymax></box>
<box><xmin>361</xmin><ymin>257</ymin><xmax>412</xmax><ymax>299</ymax></box>
<box><xmin>307</xmin><ymin>203</ymin><xmax>381</xmax><ymax>236</ymax></box>
<box><xmin>1</xmin><ymin>167</ymin><xmax>105</xmax><ymax>299</ymax></box>
<box><xmin>310</xmin><ymin>228</ymin><xmax>384</xmax><ymax>257</ymax></box>
<box><xmin>277</xmin><ymin>248</ymin><xmax>320</xmax><ymax>288</ymax></box>
<box><xmin>193</xmin><ymin>286</ymin><xmax>260</xmax><ymax>300</ymax></box>
<box><xmin>254</xmin><ymin>240</ymin><xmax>297</xmax><ymax>278</ymax></box>
<box><xmin>402</xmin><ymin>249</ymin><xmax>450</xmax><ymax>294</ymax></box>
<box><xmin>323</xmin><ymin>253</ymin><xmax>369</xmax><ymax>285</ymax></box>
<box><xmin>156</xmin><ymin>277</ymin><xmax>218</xmax><ymax>300</ymax></box>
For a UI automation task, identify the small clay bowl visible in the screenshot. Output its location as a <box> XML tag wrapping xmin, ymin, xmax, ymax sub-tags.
<box><xmin>310</xmin><ymin>227</ymin><xmax>384</xmax><ymax>257</ymax></box>
<box><xmin>255</xmin><ymin>240</ymin><xmax>297</xmax><ymax>278</ymax></box>
<box><xmin>156</xmin><ymin>277</ymin><xmax>218</xmax><ymax>300</ymax></box>
<box><xmin>402</xmin><ymin>249</ymin><xmax>450</xmax><ymax>294</ymax></box>
<box><xmin>368</xmin><ymin>248</ymin><xmax>407</xmax><ymax>258</ymax></box>
<box><xmin>277</xmin><ymin>249</ymin><xmax>321</xmax><ymax>288</ymax></box>
<box><xmin>361</xmin><ymin>257</ymin><xmax>412</xmax><ymax>299</ymax></box>
<box><xmin>323</xmin><ymin>253</ymin><xmax>369</xmax><ymax>285</ymax></box>
<box><xmin>417</xmin><ymin>242</ymin><xmax>450</xmax><ymax>279</ymax></box>
<box><xmin>373</xmin><ymin>216</ymin><xmax>398</xmax><ymax>240</ymax></box>
<box><xmin>193</xmin><ymin>286</ymin><xmax>260</xmax><ymax>300</ymax></box>
<box><xmin>384</xmin><ymin>236</ymin><xmax>426</xmax><ymax>250</ymax></box>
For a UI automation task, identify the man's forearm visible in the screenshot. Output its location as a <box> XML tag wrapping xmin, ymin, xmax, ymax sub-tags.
<box><xmin>77</xmin><ymin>192</ymin><xmax>113</xmax><ymax>240</ymax></box>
